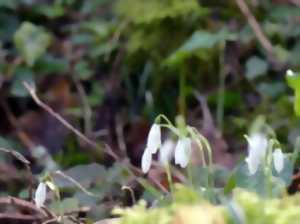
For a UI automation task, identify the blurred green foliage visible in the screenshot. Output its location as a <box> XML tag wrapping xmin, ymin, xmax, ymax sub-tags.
<box><xmin>14</xmin><ymin>22</ymin><xmax>51</xmax><ymax>66</ymax></box>
<box><xmin>0</xmin><ymin>0</ymin><xmax>299</xmax><ymax>121</ymax></box>
<box><xmin>286</xmin><ymin>70</ymin><xmax>300</xmax><ymax>116</ymax></box>
<box><xmin>0</xmin><ymin>0</ymin><xmax>300</xmax><ymax>222</ymax></box>
<box><xmin>115</xmin><ymin>185</ymin><xmax>300</xmax><ymax>224</ymax></box>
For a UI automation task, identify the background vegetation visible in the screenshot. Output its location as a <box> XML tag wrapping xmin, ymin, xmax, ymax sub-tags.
<box><xmin>0</xmin><ymin>0</ymin><xmax>300</xmax><ymax>223</ymax></box>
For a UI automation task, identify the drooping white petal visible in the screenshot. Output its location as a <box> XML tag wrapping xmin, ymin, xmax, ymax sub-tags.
<box><xmin>273</xmin><ymin>148</ymin><xmax>284</xmax><ymax>173</ymax></box>
<box><xmin>174</xmin><ymin>137</ymin><xmax>192</xmax><ymax>168</ymax></box>
<box><xmin>159</xmin><ymin>139</ymin><xmax>175</xmax><ymax>166</ymax></box>
<box><xmin>286</xmin><ymin>69</ymin><xmax>294</xmax><ymax>76</ymax></box>
<box><xmin>141</xmin><ymin>148</ymin><xmax>153</xmax><ymax>173</ymax></box>
<box><xmin>245</xmin><ymin>133</ymin><xmax>268</xmax><ymax>175</ymax></box>
<box><xmin>245</xmin><ymin>156</ymin><xmax>260</xmax><ymax>175</ymax></box>
<box><xmin>247</xmin><ymin>133</ymin><xmax>268</xmax><ymax>160</ymax></box>
<box><xmin>146</xmin><ymin>124</ymin><xmax>161</xmax><ymax>154</ymax></box>
<box><xmin>34</xmin><ymin>182</ymin><xmax>47</xmax><ymax>208</ymax></box>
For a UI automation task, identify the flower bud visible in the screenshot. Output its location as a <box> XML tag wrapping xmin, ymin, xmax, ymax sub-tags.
<box><xmin>175</xmin><ymin>137</ymin><xmax>192</xmax><ymax>168</ymax></box>
<box><xmin>147</xmin><ymin>124</ymin><xmax>161</xmax><ymax>154</ymax></box>
<box><xmin>34</xmin><ymin>182</ymin><xmax>47</xmax><ymax>208</ymax></box>
<box><xmin>141</xmin><ymin>148</ymin><xmax>153</xmax><ymax>173</ymax></box>
<box><xmin>273</xmin><ymin>148</ymin><xmax>284</xmax><ymax>173</ymax></box>
<box><xmin>159</xmin><ymin>139</ymin><xmax>175</xmax><ymax>166</ymax></box>
<box><xmin>245</xmin><ymin>133</ymin><xmax>268</xmax><ymax>175</ymax></box>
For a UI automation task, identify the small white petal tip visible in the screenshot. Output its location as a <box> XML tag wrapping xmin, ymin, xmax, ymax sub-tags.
<box><xmin>286</xmin><ymin>69</ymin><xmax>294</xmax><ymax>76</ymax></box>
<box><xmin>175</xmin><ymin>137</ymin><xmax>192</xmax><ymax>168</ymax></box>
<box><xmin>273</xmin><ymin>148</ymin><xmax>284</xmax><ymax>173</ymax></box>
<box><xmin>147</xmin><ymin>124</ymin><xmax>161</xmax><ymax>154</ymax></box>
<box><xmin>141</xmin><ymin>148</ymin><xmax>152</xmax><ymax>173</ymax></box>
<box><xmin>159</xmin><ymin>139</ymin><xmax>175</xmax><ymax>166</ymax></box>
<box><xmin>245</xmin><ymin>133</ymin><xmax>268</xmax><ymax>175</ymax></box>
<box><xmin>34</xmin><ymin>182</ymin><xmax>47</xmax><ymax>208</ymax></box>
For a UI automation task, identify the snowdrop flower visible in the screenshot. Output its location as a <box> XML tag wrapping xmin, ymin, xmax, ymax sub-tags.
<box><xmin>286</xmin><ymin>69</ymin><xmax>294</xmax><ymax>76</ymax></box>
<box><xmin>146</xmin><ymin>124</ymin><xmax>161</xmax><ymax>154</ymax></box>
<box><xmin>141</xmin><ymin>124</ymin><xmax>161</xmax><ymax>173</ymax></box>
<box><xmin>273</xmin><ymin>148</ymin><xmax>284</xmax><ymax>173</ymax></box>
<box><xmin>245</xmin><ymin>133</ymin><xmax>268</xmax><ymax>175</ymax></box>
<box><xmin>159</xmin><ymin>139</ymin><xmax>175</xmax><ymax>166</ymax></box>
<box><xmin>175</xmin><ymin>137</ymin><xmax>192</xmax><ymax>168</ymax></box>
<box><xmin>141</xmin><ymin>148</ymin><xmax>153</xmax><ymax>173</ymax></box>
<box><xmin>34</xmin><ymin>182</ymin><xmax>47</xmax><ymax>208</ymax></box>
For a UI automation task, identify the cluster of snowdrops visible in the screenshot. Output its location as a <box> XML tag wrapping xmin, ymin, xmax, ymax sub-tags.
<box><xmin>32</xmin><ymin>70</ymin><xmax>300</xmax><ymax>223</ymax></box>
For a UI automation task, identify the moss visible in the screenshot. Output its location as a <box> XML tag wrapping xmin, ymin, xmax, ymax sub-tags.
<box><xmin>115</xmin><ymin>0</ymin><xmax>206</xmax><ymax>24</ymax></box>
<box><xmin>115</xmin><ymin>188</ymin><xmax>300</xmax><ymax>224</ymax></box>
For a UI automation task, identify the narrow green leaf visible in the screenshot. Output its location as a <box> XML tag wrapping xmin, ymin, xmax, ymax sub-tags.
<box><xmin>286</xmin><ymin>70</ymin><xmax>300</xmax><ymax>116</ymax></box>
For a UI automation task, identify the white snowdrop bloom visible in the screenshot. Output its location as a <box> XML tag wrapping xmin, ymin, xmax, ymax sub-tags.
<box><xmin>273</xmin><ymin>148</ymin><xmax>284</xmax><ymax>173</ymax></box>
<box><xmin>141</xmin><ymin>148</ymin><xmax>153</xmax><ymax>173</ymax></box>
<box><xmin>141</xmin><ymin>123</ymin><xmax>162</xmax><ymax>173</ymax></box>
<box><xmin>34</xmin><ymin>182</ymin><xmax>47</xmax><ymax>208</ymax></box>
<box><xmin>245</xmin><ymin>133</ymin><xmax>268</xmax><ymax>175</ymax></box>
<box><xmin>286</xmin><ymin>69</ymin><xmax>294</xmax><ymax>76</ymax></box>
<box><xmin>245</xmin><ymin>156</ymin><xmax>260</xmax><ymax>175</ymax></box>
<box><xmin>146</xmin><ymin>124</ymin><xmax>161</xmax><ymax>154</ymax></box>
<box><xmin>159</xmin><ymin>139</ymin><xmax>175</xmax><ymax>166</ymax></box>
<box><xmin>174</xmin><ymin>137</ymin><xmax>192</xmax><ymax>168</ymax></box>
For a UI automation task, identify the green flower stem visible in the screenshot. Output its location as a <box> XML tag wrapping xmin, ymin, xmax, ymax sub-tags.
<box><xmin>195</xmin><ymin>138</ymin><xmax>207</xmax><ymax>167</ymax></box>
<box><xmin>159</xmin><ymin>124</ymin><xmax>180</xmax><ymax>136</ymax></box>
<box><xmin>197</xmin><ymin>132</ymin><xmax>215</xmax><ymax>200</ymax></box>
<box><xmin>265</xmin><ymin>140</ymin><xmax>275</xmax><ymax>197</ymax></box>
<box><xmin>189</xmin><ymin>127</ymin><xmax>213</xmax><ymax>169</ymax></box>
<box><xmin>156</xmin><ymin>114</ymin><xmax>181</xmax><ymax>135</ymax></box>
<box><xmin>262</xmin><ymin>160</ymin><xmax>273</xmax><ymax>198</ymax></box>
<box><xmin>47</xmin><ymin>176</ymin><xmax>63</xmax><ymax>219</ymax></box>
<box><xmin>179</xmin><ymin>68</ymin><xmax>186</xmax><ymax>117</ymax></box>
<box><xmin>292</xmin><ymin>137</ymin><xmax>300</xmax><ymax>164</ymax></box>
<box><xmin>165</xmin><ymin>164</ymin><xmax>174</xmax><ymax>196</ymax></box>
<box><xmin>295</xmin><ymin>90</ymin><xmax>300</xmax><ymax>116</ymax></box>
<box><xmin>198</xmin><ymin>134</ymin><xmax>213</xmax><ymax>169</ymax></box>
<box><xmin>187</xmin><ymin>161</ymin><xmax>194</xmax><ymax>189</ymax></box>
<box><xmin>217</xmin><ymin>43</ymin><xmax>225</xmax><ymax>132</ymax></box>
<box><xmin>187</xmin><ymin>127</ymin><xmax>215</xmax><ymax>201</ymax></box>
<box><xmin>156</xmin><ymin>114</ymin><xmax>173</xmax><ymax>126</ymax></box>
<box><xmin>187</xmin><ymin>127</ymin><xmax>207</xmax><ymax>166</ymax></box>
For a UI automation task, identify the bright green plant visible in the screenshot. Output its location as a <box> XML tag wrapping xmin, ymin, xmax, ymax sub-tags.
<box><xmin>286</xmin><ymin>70</ymin><xmax>300</xmax><ymax>116</ymax></box>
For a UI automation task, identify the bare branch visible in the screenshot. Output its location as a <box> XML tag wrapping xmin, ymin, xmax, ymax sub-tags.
<box><xmin>22</xmin><ymin>82</ymin><xmax>119</xmax><ymax>161</ymax></box>
<box><xmin>235</xmin><ymin>0</ymin><xmax>274</xmax><ymax>56</ymax></box>
<box><xmin>0</xmin><ymin>148</ymin><xmax>34</xmax><ymax>201</ymax></box>
<box><xmin>0</xmin><ymin>196</ymin><xmax>52</xmax><ymax>224</ymax></box>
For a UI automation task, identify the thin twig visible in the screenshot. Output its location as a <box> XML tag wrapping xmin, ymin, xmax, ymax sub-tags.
<box><xmin>22</xmin><ymin>82</ymin><xmax>175</xmax><ymax>194</ymax></box>
<box><xmin>235</xmin><ymin>0</ymin><xmax>274</xmax><ymax>56</ymax></box>
<box><xmin>105</xmin><ymin>20</ymin><xmax>128</xmax><ymax>61</ymax></box>
<box><xmin>0</xmin><ymin>101</ymin><xmax>36</xmax><ymax>150</ymax></box>
<box><xmin>42</xmin><ymin>217</ymin><xmax>59</xmax><ymax>224</ymax></box>
<box><xmin>54</xmin><ymin>170</ymin><xmax>97</xmax><ymax>197</ymax></box>
<box><xmin>67</xmin><ymin>215</ymin><xmax>81</xmax><ymax>224</ymax></box>
<box><xmin>63</xmin><ymin>206</ymin><xmax>90</xmax><ymax>216</ymax></box>
<box><xmin>23</xmin><ymin>82</ymin><xmax>119</xmax><ymax>161</ymax></box>
<box><xmin>122</xmin><ymin>185</ymin><xmax>136</xmax><ymax>204</ymax></box>
<box><xmin>115</xmin><ymin>115</ymin><xmax>127</xmax><ymax>157</ymax></box>
<box><xmin>217</xmin><ymin>44</ymin><xmax>225</xmax><ymax>133</ymax></box>
<box><xmin>0</xmin><ymin>197</ymin><xmax>49</xmax><ymax>220</ymax></box>
<box><xmin>128</xmin><ymin>163</ymin><xmax>170</xmax><ymax>193</ymax></box>
<box><xmin>0</xmin><ymin>148</ymin><xmax>34</xmax><ymax>201</ymax></box>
